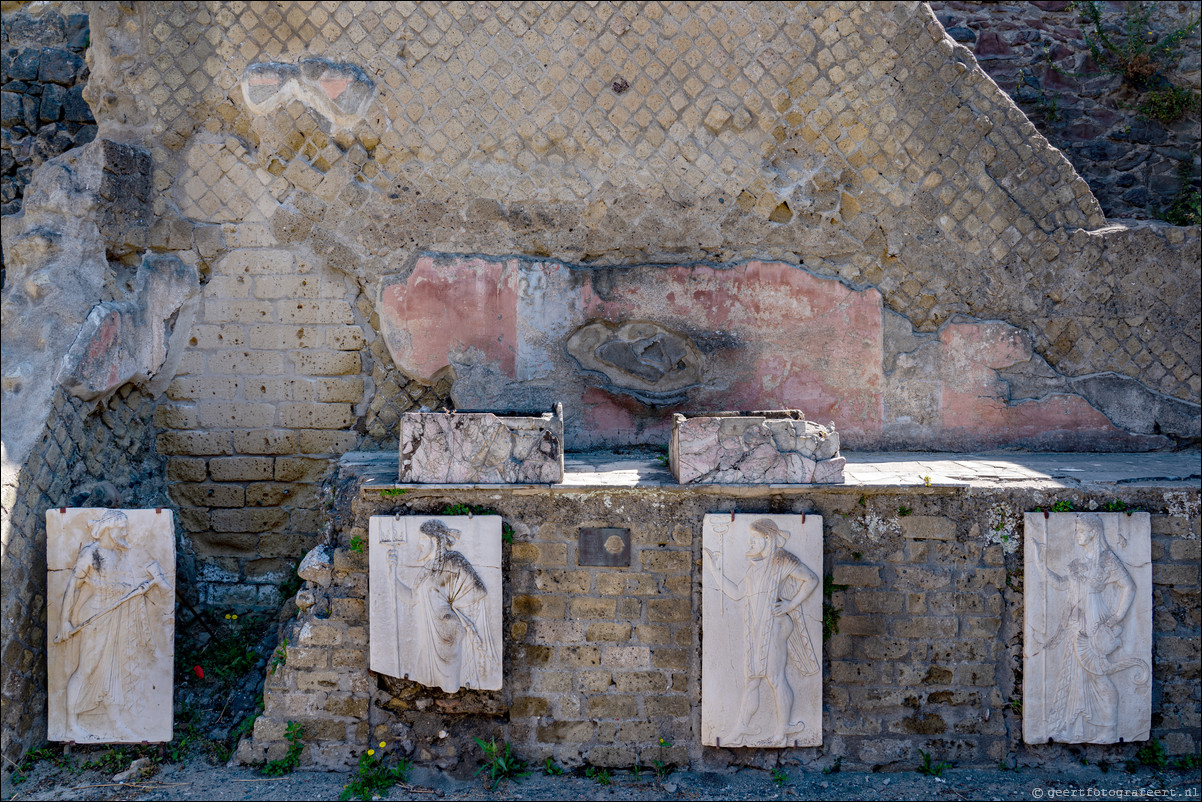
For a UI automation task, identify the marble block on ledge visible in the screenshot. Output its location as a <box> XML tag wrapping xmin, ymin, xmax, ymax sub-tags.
<box><xmin>400</xmin><ymin>406</ymin><xmax>564</xmax><ymax>484</ymax></box>
<box><xmin>670</xmin><ymin>411</ymin><xmax>845</xmax><ymax>484</ymax></box>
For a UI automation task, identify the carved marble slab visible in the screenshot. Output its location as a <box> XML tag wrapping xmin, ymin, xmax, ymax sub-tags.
<box><xmin>47</xmin><ymin>508</ymin><xmax>175</xmax><ymax>743</ymax></box>
<box><xmin>1023</xmin><ymin>512</ymin><xmax>1152</xmax><ymax>744</ymax></box>
<box><xmin>702</xmin><ymin>513</ymin><xmax>823</xmax><ymax>747</ymax></box>
<box><xmin>369</xmin><ymin>516</ymin><xmax>502</xmax><ymax>692</ymax></box>
<box><xmin>672</xmin><ymin>412</ymin><xmax>844</xmax><ymax>484</ymax></box>
<box><xmin>399</xmin><ymin>408</ymin><xmax>563</xmax><ymax>484</ymax></box>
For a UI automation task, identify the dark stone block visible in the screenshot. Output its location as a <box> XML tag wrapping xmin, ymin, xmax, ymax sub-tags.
<box><xmin>1116</xmin><ymin>173</ymin><xmax>1137</xmax><ymax>188</ymax></box>
<box><xmin>75</xmin><ymin>124</ymin><xmax>97</xmax><ymax>146</ymax></box>
<box><xmin>39</xmin><ymin>82</ymin><xmax>66</xmax><ymax>123</ymax></box>
<box><xmin>21</xmin><ymin>93</ymin><xmax>39</xmax><ymax>130</ymax></box>
<box><xmin>12</xmin><ymin>46</ymin><xmax>41</xmax><ymax>81</ymax></box>
<box><xmin>65</xmin><ymin>14</ymin><xmax>90</xmax><ymax>51</ymax></box>
<box><xmin>0</xmin><ymin>91</ymin><xmax>23</xmax><ymax>127</ymax></box>
<box><xmin>31</xmin><ymin>122</ymin><xmax>73</xmax><ymax>161</ymax></box>
<box><xmin>1075</xmin><ymin>139</ymin><xmax>1124</xmax><ymax>162</ymax></box>
<box><xmin>1114</xmin><ymin>118</ymin><xmax>1168</xmax><ymax>145</ymax></box>
<box><xmin>946</xmin><ymin>27</ymin><xmax>976</xmax><ymax>43</ymax></box>
<box><xmin>38</xmin><ymin>47</ymin><xmax>83</xmax><ymax>85</ymax></box>
<box><xmin>1120</xmin><ymin>185</ymin><xmax>1150</xmax><ymax>206</ymax></box>
<box><xmin>974</xmin><ymin>30</ymin><xmax>1010</xmax><ymax>57</ymax></box>
<box><xmin>6</xmin><ymin>12</ymin><xmax>66</xmax><ymax>47</ymax></box>
<box><xmin>62</xmin><ymin>85</ymin><xmax>92</xmax><ymax>123</ymax></box>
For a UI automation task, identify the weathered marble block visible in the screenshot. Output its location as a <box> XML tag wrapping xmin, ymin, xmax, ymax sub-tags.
<box><xmin>399</xmin><ymin>407</ymin><xmax>563</xmax><ymax>484</ymax></box>
<box><xmin>369</xmin><ymin>515</ymin><xmax>502</xmax><ymax>692</ymax></box>
<box><xmin>702</xmin><ymin>513</ymin><xmax>823</xmax><ymax>747</ymax></box>
<box><xmin>1023</xmin><ymin>512</ymin><xmax>1152</xmax><ymax>745</ymax></box>
<box><xmin>671</xmin><ymin>411</ymin><xmax>844</xmax><ymax>484</ymax></box>
<box><xmin>47</xmin><ymin>508</ymin><xmax>175</xmax><ymax>743</ymax></box>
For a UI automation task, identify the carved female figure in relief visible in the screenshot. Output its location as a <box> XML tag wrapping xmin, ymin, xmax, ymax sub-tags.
<box><xmin>54</xmin><ymin>510</ymin><xmax>169</xmax><ymax>741</ymax></box>
<box><xmin>1031</xmin><ymin>513</ymin><xmax>1150</xmax><ymax>743</ymax></box>
<box><xmin>703</xmin><ymin>518</ymin><xmax>819</xmax><ymax>742</ymax></box>
<box><xmin>387</xmin><ymin>519</ymin><xmax>497</xmax><ymax>693</ymax></box>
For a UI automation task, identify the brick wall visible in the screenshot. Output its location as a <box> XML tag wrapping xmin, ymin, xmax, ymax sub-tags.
<box><xmin>244</xmin><ymin>465</ymin><xmax>1201</xmax><ymax>772</ymax></box>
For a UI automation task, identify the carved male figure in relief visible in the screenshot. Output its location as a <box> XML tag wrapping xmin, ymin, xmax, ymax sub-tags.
<box><xmin>704</xmin><ymin>518</ymin><xmax>819</xmax><ymax>742</ymax></box>
<box><xmin>54</xmin><ymin>510</ymin><xmax>171</xmax><ymax>741</ymax></box>
<box><xmin>1027</xmin><ymin>512</ymin><xmax>1151</xmax><ymax>744</ymax></box>
<box><xmin>384</xmin><ymin>519</ymin><xmax>499</xmax><ymax>693</ymax></box>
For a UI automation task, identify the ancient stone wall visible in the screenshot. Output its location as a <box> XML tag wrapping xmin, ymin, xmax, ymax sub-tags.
<box><xmin>1</xmin><ymin>0</ymin><xmax>1200</xmax><ymax>768</ymax></box>
<box><xmin>1</xmin><ymin>3</ymin><xmax>95</xmax><ymax>219</ymax></box>
<box><xmin>54</xmin><ymin>1</ymin><xmax>1198</xmax><ymax>608</ymax></box>
<box><xmin>930</xmin><ymin>1</ymin><xmax>1201</xmax><ymax>221</ymax></box>
<box><xmin>243</xmin><ymin>462</ymin><xmax>1201</xmax><ymax>771</ymax></box>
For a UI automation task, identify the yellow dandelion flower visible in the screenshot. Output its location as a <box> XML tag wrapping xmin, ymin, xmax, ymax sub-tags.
<box><xmin>367</xmin><ymin>749</ymin><xmax>375</xmax><ymax>756</ymax></box>
<box><xmin>225</xmin><ymin>614</ymin><xmax>231</xmax><ymax>619</ymax></box>
<box><xmin>231</xmin><ymin>614</ymin><xmax>238</xmax><ymax>620</ymax></box>
<box><xmin>379</xmin><ymin>741</ymin><xmax>387</xmax><ymax>748</ymax></box>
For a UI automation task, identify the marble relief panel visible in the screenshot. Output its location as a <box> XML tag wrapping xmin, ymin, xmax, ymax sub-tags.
<box><xmin>369</xmin><ymin>516</ymin><xmax>502</xmax><ymax>692</ymax></box>
<box><xmin>48</xmin><ymin>508</ymin><xmax>175</xmax><ymax>743</ymax></box>
<box><xmin>702</xmin><ymin>513</ymin><xmax>823</xmax><ymax>747</ymax></box>
<box><xmin>1023</xmin><ymin>512</ymin><xmax>1152</xmax><ymax>744</ymax></box>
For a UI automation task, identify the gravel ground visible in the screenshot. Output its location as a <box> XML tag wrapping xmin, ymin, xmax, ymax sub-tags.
<box><xmin>4</xmin><ymin>754</ymin><xmax>1200</xmax><ymax>802</ymax></box>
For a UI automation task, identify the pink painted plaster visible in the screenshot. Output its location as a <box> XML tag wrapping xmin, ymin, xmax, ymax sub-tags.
<box><xmin>378</xmin><ymin>256</ymin><xmax>1157</xmax><ymax>450</ymax></box>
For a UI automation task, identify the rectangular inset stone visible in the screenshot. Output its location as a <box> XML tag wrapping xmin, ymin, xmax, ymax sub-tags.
<box><xmin>578</xmin><ymin>527</ymin><xmax>631</xmax><ymax>566</ymax></box>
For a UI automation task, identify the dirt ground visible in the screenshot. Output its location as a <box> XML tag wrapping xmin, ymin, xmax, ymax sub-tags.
<box><xmin>4</xmin><ymin>752</ymin><xmax>1201</xmax><ymax>802</ymax></box>
<box><xmin>6</xmin><ymin>603</ymin><xmax>1198</xmax><ymax>802</ymax></box>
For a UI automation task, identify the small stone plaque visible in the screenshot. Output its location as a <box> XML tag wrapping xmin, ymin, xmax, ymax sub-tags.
<box><xmin>578</xmin><ymin>527</ymin><xmax>631</xmax><ymax>566</ymax></box>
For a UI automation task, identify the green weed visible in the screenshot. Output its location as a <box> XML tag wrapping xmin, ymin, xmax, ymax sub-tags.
<box><xmin>1163</xmin><ymin>161</ymin><xmax>1202</xmax><ymax>226</ymax></box>
<box><xmin>822</xmin><ymin>574</ymin><xmax>849</xmax><ymax>641</ymax></box>
<box><xmin>543</xmin><ymin>757</ymin><xmax>564</xmax><ymax>776</ymax></box>
<box><xmin>897</xmin><ymin>505</ymin><xmax>913</xmax><ymax>517</ymax></box>
<box><xmin>586</xmin><ymin>766</ymin><xmax>612</xmax><ymax>785</ymax></box>
<box><xmin>340</xmin><ymin>742</ymin><xmax>410</xmax><ymax>801</ymax></box>
<box><xmin>1075</xmin><ymin>1</ymin><xmax>1200</xmax><ymax>87</ymax></box>
<box><xmin>653</xmin><ymin>737</ymin><xmax>674</xmax><ymax>780</ymax></box>
<box><xmin>349</xmin><ymin>534</ymin><xmax>365</xmax><ymax>553</ymax></box>
<box><xmin>918</xmin><ymin>749</ymin><xmax>951</xmax><ymax>777</ymax></box>
<box><xmin>262</xmin><ymin>722</ymin><xmax>303</xmax><ymax>776</ymax></box>
<box><xmin>379</xmin><ymin>488</ymin><xmax>407</xmax><ymax>499</ymax></box>
<box><xmin>269</xmin><ymin>637</ymin><xmax>288</xmax><ymax>675</ymax></box>
<box><xmin>1135</xmin><ymin>737</ymin><xmax>1168</xmax><ymax>769</ymax></box>
<box><xmin>772</xmin><ymin>767</ymin><xmax>788</xmax><ymax>787</ymax></box>
<box><xmin>473</xmin><ymin>737</ymin><xmax>529</xmax><ymax>790</ymax></box>
<box><xmin>823</xmin><ymin>756</ymin><xmax>843</xmax><ymax>775</ymax></box>
<box><xmin>1051</xmin><ymin>500</ymin><xmax>1075</xmax><ymax>513</ymax></box>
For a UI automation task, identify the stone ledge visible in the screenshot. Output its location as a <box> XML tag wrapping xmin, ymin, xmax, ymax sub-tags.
<box><xmin>344</xmin><ymin>450</ymin><xmax>1202</xmax><ymax>492</ymax></box>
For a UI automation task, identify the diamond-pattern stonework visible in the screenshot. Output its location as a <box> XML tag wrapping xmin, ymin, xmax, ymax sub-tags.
<box><xmin>88</xmin><ymin>1</ymin><xmax>1197</xmax><ymax>414</ymax></box>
